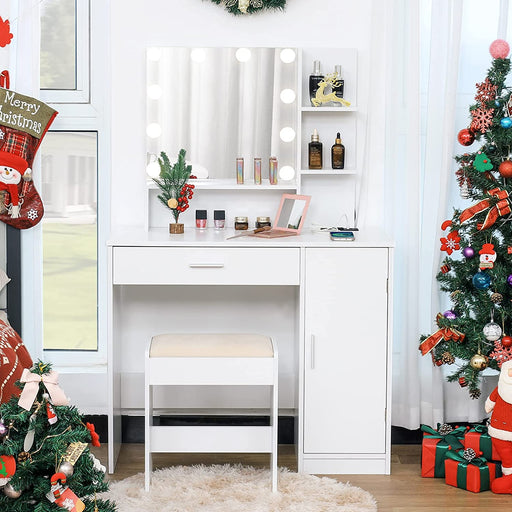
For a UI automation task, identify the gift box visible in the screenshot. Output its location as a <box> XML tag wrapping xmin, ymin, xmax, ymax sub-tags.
<box><xmin>445</xmin><ymin>451</ymin><xmax>502</xmax><ymax>492</ymax></box>
<box><xmin>464</xmin><ymin>425</ymin><xmax>501</xmax><ymax>462</ymax></box>
<box><xmin>421</xmin><ymin>424</ymin><xmax>466</xmax><ymax>478</ymax></box>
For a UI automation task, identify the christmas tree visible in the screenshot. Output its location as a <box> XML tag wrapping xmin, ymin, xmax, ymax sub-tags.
<box><xmin>420</xmin><ymin>39</ymin><xmax>512</xmax><ymax>399</ymax></box>
<box><xmin>0</xmin><ymin>361</ymin><xmax>115</xmax><ymax>512</ymax></box>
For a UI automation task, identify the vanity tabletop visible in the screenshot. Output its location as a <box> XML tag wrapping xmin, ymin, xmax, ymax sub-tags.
<box><xmin>108</xmin><ymin>226</ymin><xmax>394</xmax><ymax>248</ymax></box>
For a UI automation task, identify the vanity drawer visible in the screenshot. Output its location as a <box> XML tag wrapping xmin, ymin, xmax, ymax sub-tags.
<box><xmin>112</xmin><ymin>247</ymin><xmax>300</xmax><ymax>285</ymax></box>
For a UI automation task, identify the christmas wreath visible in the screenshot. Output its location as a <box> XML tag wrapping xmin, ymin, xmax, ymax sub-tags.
<box><xmin>209</xmin><ymin>0</ymin><xmax>286</xmax><ymax>15</ymax></box>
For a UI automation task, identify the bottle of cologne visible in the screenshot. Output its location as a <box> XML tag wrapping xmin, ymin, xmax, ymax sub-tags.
<box><xmin>308</xmin><ymin>129</ymin><xmax>323</xmax><ymax>169</ymax></box>
<box><xmin>309</xmin><ymin>60</ymin><xmax>324</xmax><ymax>106</ymax></box>
<box><xmin>332</xmin><ymin>65</ymin><xmax>345</xmax><ymax>102</ymax></box>
<box><xmin>331</xmin><ymin>132</ymin><xmax>345</xmax><ymax>170</ymax></box>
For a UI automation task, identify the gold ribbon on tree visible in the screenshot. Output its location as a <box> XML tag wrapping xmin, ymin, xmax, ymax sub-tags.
<box><xmin>419</xmin><ymin>313</ymin><xmax>465</xmax><ymax>356</ymax></box>
<box><xmin>459</xmin><ymin>187</ymin><xmax>511</xmax><ymax>230</ymax></box>
<box><xmin>18</xmin><ymin>369</ymin><xmax>69</xmax><ymax>411</ymax></box>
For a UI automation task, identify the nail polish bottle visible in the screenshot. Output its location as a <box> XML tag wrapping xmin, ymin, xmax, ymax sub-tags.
<box><xmin>309</xmin><ymin>60</ymin><xmax>324</xmax><ymax>106</ymax></box>
<box><xmin>308</xmin><ymin>129</ymin><xmax>323</xmax><ymax>169</ymax></box>
<box><xmin>195</xmin><ymin>209</ymin><xmax>207</xmax><ymax>229</ymax></box>
<box><xmin>331</xmin><ymin>132</ymin><xmax>345</xmax><ymax>170</ymax></box>
<box><xmin>214</xmin><ymin>210</ymin><xmax>225</xmax><ymax>229</ymax></box>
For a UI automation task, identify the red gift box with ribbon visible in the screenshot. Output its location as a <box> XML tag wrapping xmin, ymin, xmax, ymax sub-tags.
<box><xmin>445</xmin><ymin>450</ymin><xmax>501</xmax><ymax>492</ymax></box>
<box><xmin>463</xmin><ymin>425</ymin><xmax>500</xmax><ymax>462</ymax></box>
<box><xmin>421</xmin><ymin>424</ymin><xmax>466</xmax><ymax>478</ymax></box>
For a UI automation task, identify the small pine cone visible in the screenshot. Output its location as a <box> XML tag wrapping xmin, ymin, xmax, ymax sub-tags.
<box><xmin>441</xmin><ymin>351</ymin><xmax>455</xmax><ymax>365</ymax></box>
<box><xmin>469</xmin><ymin>388</ymin><xmax>481</xmax><ymax>400</ymax></box>
<box><xmin>491</xmin><ymin>292</ymin><xmax>503</xmax><ymax>304</ymax></box>
<box><xmin>463</xmin><ymin>447</ymin><xmax>477</xmax><ymax>461</ymax></box>
<box><xmin>438</xmin><ymin>423</ymin><xmax>454</xmax><ymax>435</ymax></box>
<box><xmin>17</xmin><ymin>451</ymin><xmax>30</xmax><ymax>463</ymax></box>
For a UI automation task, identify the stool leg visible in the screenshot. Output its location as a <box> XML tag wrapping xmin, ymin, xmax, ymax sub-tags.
<box><xmin>270</xmin><ymin>373</ymin><xmax>278</xmax><ymax>492</ymax></box>
<box><xmin>145</xmin><ymin>378</ymin><xmax>152</xmax><ymax>491</ymax></box>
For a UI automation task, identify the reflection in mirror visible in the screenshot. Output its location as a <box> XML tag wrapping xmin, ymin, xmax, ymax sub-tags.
<box><xmin>146</xmin><ymin>47</ymin><xmax>297</xmax><ymax>182</ymax></box>
<box><xmin>277</xmin><ymin>199</ymin><xmax>307</xmax><ymax>229</ymax></box>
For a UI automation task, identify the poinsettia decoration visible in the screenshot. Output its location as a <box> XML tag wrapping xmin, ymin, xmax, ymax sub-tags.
<box><xmin>440</xmin><ymin>231</ymin><xmax>461</xmax><ymax>255</ymax></box>
<box><xmin>0</xmin><ymin>18</ymin><xmax>13</xmax><ymax>48</ymax></box>
<box><xmin>209</xmin><ymin>0</ymin><xmax>286</xmax><ymax>15</ymax></box>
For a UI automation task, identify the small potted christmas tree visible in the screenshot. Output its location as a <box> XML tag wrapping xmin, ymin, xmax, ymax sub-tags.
<box><xmin>152</xmin><ymin>149</ymin><xmax>196</xmax><ymax>234</ymax></box>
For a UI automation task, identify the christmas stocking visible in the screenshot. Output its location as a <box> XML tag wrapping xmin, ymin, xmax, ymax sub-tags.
<box><xmin>0</xmin><ymin>86</ymin><xmax>57</xmax><ymax>229</ymax></box>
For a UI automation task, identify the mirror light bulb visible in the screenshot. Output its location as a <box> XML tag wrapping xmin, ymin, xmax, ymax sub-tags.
<box><xmin>147</xmin><ymin>47</ymin><xmax>162</xmax><ymax>61</ymax></box>
<box><xmin>146</xmin><ymin>161</ymin><xmax>161</xmax><ymax>178</ymax></box>
<box><xmin>146</xmin><ymin>123</ymin><xmax>162</xmax><ymax>139</ymax></box>
<box><xmin>280</xmin><ymin>48</ymin><xmax>296</xmax><ymax>63</ymax></box>
<box><xmin>147</xmin><ymin>84</ymin><xmax>162</xmax><ymax>100</ymax></box>
<box><xmin>235</xmin><ymin>48</ymin><xmax>251</xmax><ymax>62</ymax></box>
<box><xmin>280</xmin><ymin>88</ymin><xmax>296</xmax><ymax>104</ymax></box>
<box><xmin>190</xmin><ymin>48</ymin><xmax>206</xmax><ymax>62</ymax></box>
<box><xmin>279</xmin><ymin>166</ymin><xmax>295</xmax><ymax>181</ymax></box>
<box><xmin>280</xmin><ymin>127</ymin><xmax>296</xmax><ymax>142</ymax></box>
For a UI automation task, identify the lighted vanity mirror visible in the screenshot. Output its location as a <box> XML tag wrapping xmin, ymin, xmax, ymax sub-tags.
<box><xmin>146</xmin><ymin>47</ymin><xmax>297</xmax><ymax>182</ymax></box>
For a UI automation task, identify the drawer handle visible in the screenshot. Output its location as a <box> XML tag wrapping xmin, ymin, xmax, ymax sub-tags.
<box><xmin>188</xmin><ymin>263</ymin><xmax>225</xmax><ymax>268</ymax></box>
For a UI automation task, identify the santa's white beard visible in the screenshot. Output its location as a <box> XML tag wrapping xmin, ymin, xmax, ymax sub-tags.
<box><xmin>498</xmin><ymin>361</ymin><xmax>512</xmax><ymax>404</ymax></box>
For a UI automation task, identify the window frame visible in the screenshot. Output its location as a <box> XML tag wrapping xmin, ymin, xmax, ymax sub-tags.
<box><xmin>40</xmin><ymin>0</ymin><xmax>90</xmax><ymax>104</ymax></box>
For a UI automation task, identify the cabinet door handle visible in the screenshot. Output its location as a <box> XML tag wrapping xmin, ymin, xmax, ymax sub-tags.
<box><xmin>188</xmin><ymin>263</ymin><xmax>225</xmax><ymax>268</ymax></box>
<box><xmin>310</xmin><ymin>334</ymin><xmax>316</xmax><ymax>370</ymax></box>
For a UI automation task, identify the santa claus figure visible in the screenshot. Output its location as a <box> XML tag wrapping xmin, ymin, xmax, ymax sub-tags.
<box><xmin>0</xmin><ymin>152</ymin><xmax>31</xmax><ymax>219</ymax></box>
<box><xmin>479</xmin><ymin>243</ymin><xmax>497</xmax><ymax>270</ymax></box>
<box><xmin>486</xmin><ymin>358</ymin><xmax>512</xmax><ymax>493</ymax></box>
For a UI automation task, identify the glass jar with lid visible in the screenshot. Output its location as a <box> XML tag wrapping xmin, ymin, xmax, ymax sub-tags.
<box><xmin>234</xmin><ymin>216</ymin><xmax>249</xmax><ymax>230</ymax></box>
<box><xmin>255</xmin><ymin>216</ymin><xmax>271</xmax><ymax>229</ymax></box>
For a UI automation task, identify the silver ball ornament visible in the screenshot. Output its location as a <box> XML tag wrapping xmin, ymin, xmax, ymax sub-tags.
<box><xmin>3</xmin><ymin>483</ymin><xmax>21</xmax><ymax>498</ymax></box>
<box><xmin>483</xmin><ymin>321</ymin><xmax>502</xmax><ymax>341</ymax></box>
<box><xmin>58</xmin><ymin>461</ymin><xmax>74</xmax><ymax>477</ymax></box>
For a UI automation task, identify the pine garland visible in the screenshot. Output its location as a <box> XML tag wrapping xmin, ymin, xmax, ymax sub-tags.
<box><xmin>208</xmin><ymin>0</ymin><xmax>286</xmax><ymax>15</ymax></box>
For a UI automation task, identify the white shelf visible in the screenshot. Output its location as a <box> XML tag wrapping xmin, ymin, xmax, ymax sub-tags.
<box><xmin>147</xmin><ymin>178</ymin><xmax>297</xmax><ymax>190</ymax></box>
<box><xmin>300</xmin><ymin>169</ymin><xmax>357</xmax><ymax>175</ymax></box>
<box><xmin>301</xmin><ymin>106</ymin><xmax>358</xmax><ymax>112</ymax></box>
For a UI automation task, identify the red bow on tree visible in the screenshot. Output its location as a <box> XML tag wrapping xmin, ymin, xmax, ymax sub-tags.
<box><xmin>419</xmin><ymin>313</ymin><xmax>466</xmax><ymax>356</ymax></box>
<box><xmin>85</xmin><ymin>422</ymin><xmax>100</xmax><ymax>447</ymax></box>
<box><xmin>459</xmin><ymin>187</ymin><xmax>511</xmax><ymax>230</ymax></box>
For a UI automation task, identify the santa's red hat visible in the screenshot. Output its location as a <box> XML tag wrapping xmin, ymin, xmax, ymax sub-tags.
<box><xmin>0</xmin><ymin>152</ymin><xmax>28</xmax><ymax>175</ymax></box>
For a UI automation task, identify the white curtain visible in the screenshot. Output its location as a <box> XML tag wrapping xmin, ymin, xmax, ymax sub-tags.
<box><xmin>385</xmin><ymin>0</ymin><xmax>463</xmax><ymax>429</ymax></box>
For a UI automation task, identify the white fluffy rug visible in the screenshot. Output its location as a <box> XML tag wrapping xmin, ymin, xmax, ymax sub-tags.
<box><xmin>102</xmin><ymin>464</ymin><xmax>377</xmax><ymax>512</ymax></box>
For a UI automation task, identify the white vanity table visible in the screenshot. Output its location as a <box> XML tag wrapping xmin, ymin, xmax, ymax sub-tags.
<box><xmin>107</xmin><ymin>226</ymin><xmax>393</xmax><ymax>475</ymax></box>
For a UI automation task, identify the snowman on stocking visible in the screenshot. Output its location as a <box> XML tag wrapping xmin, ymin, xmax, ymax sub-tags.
<box><xmin>0</xmin><ymin>86</ymin><xmax>57</xmax><ymax>229</ymax></box>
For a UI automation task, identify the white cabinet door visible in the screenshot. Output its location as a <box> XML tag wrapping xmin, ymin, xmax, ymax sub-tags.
<box><xmin>304</xmin><ymin>247</ymin><xmax>389</xmax><ymax>454</ymax></box>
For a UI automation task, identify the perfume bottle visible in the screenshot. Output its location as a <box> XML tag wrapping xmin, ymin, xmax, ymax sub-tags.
<box><xmin>331</xmin><ymin>132</ymin><xmax>345</xmax><ymax>170</ymax></box>
<box><xmin>308</xmin><ymin>129</ymin><xmax>323</xmax><ymax>169</ymax></box>
<box><xmin>332</xmin><ymin>65</ymin><xmax>344</xmax><ymax>102</ymax></box>
<box><xmin>309</xmin><ymin>60</ymin><xmax>324</xmax><ymax>106</ymax></box>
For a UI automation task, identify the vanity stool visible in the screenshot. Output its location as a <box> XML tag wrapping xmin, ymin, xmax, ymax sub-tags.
<box><xmin>144</xmin><ymin>333</ymin><xmax>279</xmax><ymax>492</ymax></box>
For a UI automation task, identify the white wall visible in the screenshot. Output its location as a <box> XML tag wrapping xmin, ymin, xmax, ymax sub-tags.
<box><xmin>74</xmin><ymin>0</ymin><xmax>385</xmax><ymax>415</ymax></box>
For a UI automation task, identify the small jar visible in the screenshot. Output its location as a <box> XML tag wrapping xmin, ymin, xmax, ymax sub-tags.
<box><xmin>214</xmin><ymin>210</ymin><xmax>225</xmax><ymax>229</ymax></box>
<box><xmin>256</xmin><ymin>216</ymin><xmax>271</xmax><ymax>229</ymax></box>
<box><xmin>195</xmin><ymin>209</ymin><xmax>207</xmax><ymax>229</ymax></box>
<box><xmin>234</xmin><ymin>216</ymin><xmax>249</xmax><ymax>230</ymax></box>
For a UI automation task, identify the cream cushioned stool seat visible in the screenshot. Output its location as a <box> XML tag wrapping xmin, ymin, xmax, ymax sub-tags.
<box><xmin>145</xmin><ymin>333</ymin><xmax>279</xmax><ymax>492</ymax></box>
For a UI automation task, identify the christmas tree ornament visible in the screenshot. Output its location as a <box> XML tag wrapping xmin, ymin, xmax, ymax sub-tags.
<box><xmin>470</xmin><ymin>388</ymin><xmax>482</xmax><ymax>399</ymax></box>
<box><xmin>441</xmin><ymin>352</ymin><xmax>455</xmax><ymax>365</ymax></box>
<box><xmin>419</xmin><ymin>313</ymin><xmax>465</xmax><ymax>355</ymax></box>
<box><xmin>487</xmin><ymin>143</ymin><xmax>498</xmax><ymax>154</ymax></box>
<box><xmin>212</xmin><ymin>0</ymin><xmax>285</xmax><ymax>15</ymax></box>
<box><xmin>471</xmin><ymin>106</ymin><xmax>495</xmax><ymax>133</ymax></box>
<box><xmin>434</xmin><ymin>358</ymin><xmax>443</xmax><ymax>366</ymax></box>
<box><xmin>0</xmin><ymin>419</ymin><xmax>6</xmax><ymax>437</ymax></box>
<box><xmin>439</xmin><ymin>220</ymin><xmax>460</xmax><ymax>255</ymax></box>
<box><xmin>462</xmin><ymin>246</ymin><xmax>475</xmax><ymax>258</ymax></box>
<box><xmin>476</xmin><ymin>77</ymin><xmax>498</xmax><ymax>103</ymax></box>
<box><xmin>459</xmin><ymin>376</ymin><xmax>468</xmax><ymax>387</ymax></box>
<box><xmin>484</xmin><ymin>320</ymin><xmax>502</xmax><ymax>341</ymax></box>
<box><xmin>472</xmin><ymin>271</ymin><xmax>492</xmax><ymax>289</ymax></box>
<box><xmin>490</xmin><ymin>339</ymin><xmax>512</xmax><ymax>367</ymax></box>
<box><xmin>440</xmin><ymin>263</ymin><xmax>451</xmax><ymax>273</ymax></box>
<box><xmin>470</xmin><ymin>352</ymin><xmax>489</xmax><ymax>370</ymax></box>
<box><xmin>49</xmin><ymin>472</ymin><xmax>85</xmax><ymax>512</ymax></box>
<box><xmin>63</xmin><ymin>442</ymin><xmax>88</xmax><ymax>465</ymax></box>
<box><xmin>508</xmin><ymin>274</ymin><xmax>512</xmax><ymax>286</ymax></box>
<box><xmin>85</xmin><ymin>422</ymin><xmax>101</xmax><ymax>447</ymax></box>
<box><xmin>473</xmin><ymin>151</ymin><xmax>493</xmax><ymax>172</ymax></box>
<box><xmin>490</xmin><ymin>38</ymin><xmax>511</xmax><ymax>59</ymax></box>
<box><xmin>502</xmin><ymin>335</ymin><xmax>512</xmax><ymax>348</ymax></box>
<box><xmin>58</xmin><ymin>461</ymin><xmax>74</xmax><ymax>478</ymax></box>
<box><xmin>479</xmin><ymin>242</ymin><xmax>497</xmax><ymax>269</ymax></box>
<box><xmin>501</xmin><ymin>116</ymin><xmax>512</xmax><ymax>128</ymax></box>
<box><xmin>18</xmin><ymin>368</ymin><xmax>68</xmax><ymax>411</ymax></box>
<box><xmin>0</xmin><ymin>455</ymin><xmax>15</xmax><ymax>486</ymax></box>
<box><xmin>43</xmin><ymin>393</ymin><xmax>58</xmax><ymax>425</ymax></box>
<box><xmin>499</xmin><ymin>159</ymin><xmax>512</xmax><ymax>178</ymax></box>
<box><xmin>3</xmin><ymin>483</ymin><xmax>21</xmax><ymax>498</ymax></box>
<box><xmin>443</xmin><ymin>310</ymin><xmax>457</xmax><ymax>320</ymax></box>
<box><xmin>508</xmin><ymin>246</ymin><xmax>512</xmax><ymax>254</ymax></box>
<box><xmin>460</xmin><ymin>180</ymin><xmax>471</xmax><ymax>199</ymax></box>
<box><xmin>457</xmin><ymin>128</ymin><xmax>475</xmax><ymax>146</ymax></box>
<box><xmin>17</xmin><ymin>451</ymin><xmax>30</xmax><ymax>463</ymax></box>
<box><xmin>459</xmin><ymin>187</ymin><xmax>511</xmax><ymax>231</ymax></box>
<box><xmin>491</xmin><ymin>292</ymin><xmax>504</xmax><ymax>304</ymax></box>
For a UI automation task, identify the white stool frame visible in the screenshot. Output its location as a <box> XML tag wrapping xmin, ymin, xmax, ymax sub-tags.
<box><xmin>144</xmin><ymin>335</ymin><xmax>279</xmax><ymax>492</ymax></box>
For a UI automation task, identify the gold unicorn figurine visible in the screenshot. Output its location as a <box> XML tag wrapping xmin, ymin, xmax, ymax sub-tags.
<box><xmin>312</xmin><ymin>73</ymin><xmax>351</xmax><ymax>107</ymax></box>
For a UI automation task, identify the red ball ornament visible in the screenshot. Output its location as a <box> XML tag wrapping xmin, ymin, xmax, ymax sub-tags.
<box><xmin>490</xmin><ymin>39</ymin><xmax>510</xmax><ymax>59</ymax></box>
<box><xmin>502</xmin><ymin>336</ymin><xmax>512</xmax><ymax>348</ymax></box>
<box><xmin>457</xmin><ymin>128</ymin><xmax>475</xmax><ymax>146</ymax></box>
<box><xmin>499</xmin><ymin>160</ymin><xmax>512</xmax><ymax>178</ymax></box>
